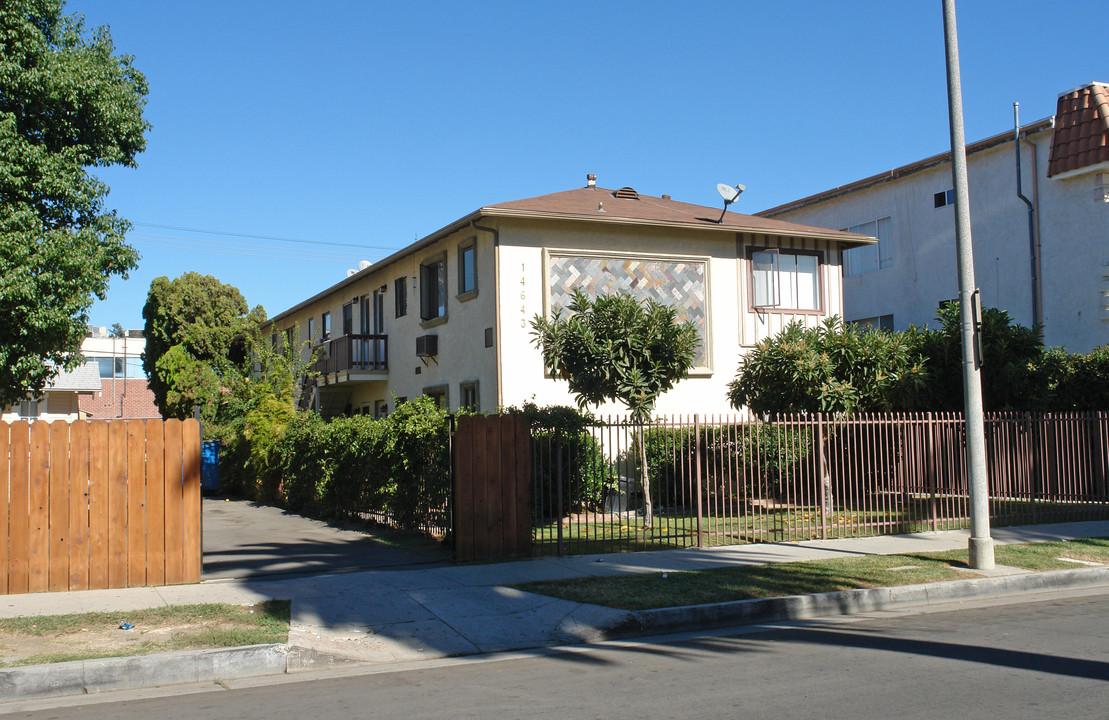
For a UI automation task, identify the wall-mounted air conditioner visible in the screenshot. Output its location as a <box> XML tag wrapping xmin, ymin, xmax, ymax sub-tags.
<box><xmin>416</xmin><ymin>335</ymin><xmax>438</xmax><ymax>358</ymax></box>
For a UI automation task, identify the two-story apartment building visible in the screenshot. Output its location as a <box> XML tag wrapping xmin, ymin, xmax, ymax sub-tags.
<box><xmin>266</xmin><ymin>179</ymin><xmax>872</xmax><ymax>417</ymax></box>
<box><xmin>759</xmin><ymin>81</ymin><xmax>1109</xmax><ymax>353</ymax></box>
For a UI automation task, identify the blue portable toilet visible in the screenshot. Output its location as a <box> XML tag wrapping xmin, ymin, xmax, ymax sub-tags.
<box><xmin>201</xmin><ymin>440</ymin><xmax>221</xmax><ymax>492</ymax></box>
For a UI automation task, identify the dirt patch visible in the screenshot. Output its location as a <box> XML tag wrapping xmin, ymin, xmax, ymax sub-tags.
<box><xmin>0</xmin><ymin>601</ymin><xmax>290</xmax><ymax>667</ymax></box>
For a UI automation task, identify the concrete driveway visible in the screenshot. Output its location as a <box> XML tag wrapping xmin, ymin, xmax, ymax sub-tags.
<box><xmin>201</xmin><ymin>498</ymin><xmax>450</xmax><ymax>581</ymax></box>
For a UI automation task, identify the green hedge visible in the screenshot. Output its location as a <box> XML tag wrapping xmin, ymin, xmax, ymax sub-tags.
<box><xmin>224</xmin><ymin>396</ymin><xmax>451</xmax><ymax>532</ymax></box>
<box><xmin>639</xmin><ymin>422</ymin><xmax>812</xmax><ymax>506</ymax></box>
<box><xmin>506</xmin><ymin>403</ymin><xmax>613</xmax><ymax>518</ymax></box>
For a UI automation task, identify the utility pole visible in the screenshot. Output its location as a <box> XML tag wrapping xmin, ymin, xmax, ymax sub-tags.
<box><xmin>942</xmin><ymin>0</ymin><xmax>994</xmax><ymax>569</ymax></box>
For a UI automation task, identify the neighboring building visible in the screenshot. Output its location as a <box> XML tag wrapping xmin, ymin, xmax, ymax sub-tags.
<box><xmin>79</xmin><ymin>327</ymin><xmax>160</xmax><ymax>419</ymax></box>
<box><xmin>759</xmin><ymin>81</ymin><xmax>1109</xmax><ymax>353</ymax></box>
<box><xmin>1</xmin><ymin>361</ymin><xmax>102</xmax><ymax>422</ymax></box>
<box><xmin>265</xmin><ymin>179</ymin><xmax>872</xmax><ymax>417</ymax></box>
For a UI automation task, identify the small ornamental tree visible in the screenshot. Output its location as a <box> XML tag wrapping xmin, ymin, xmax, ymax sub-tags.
<box><xmin>727</xmin><ymin>316</ymin><xmax>927</xmax><ymax>416</ymax></box>
<box><xmin>530</xmin><ymin>289</ymin><xmax>699</xmax><ymax>528</ymax></box>
<box><xmin>727</xmin><ymin>317</ymin><xmax>927</xmax><ymax>512</ymax></box>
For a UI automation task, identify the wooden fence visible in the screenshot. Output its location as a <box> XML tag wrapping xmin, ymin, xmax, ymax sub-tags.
<box><xmin>453</xmin><ymin>415</ymin><xmax>531</xmax><ymax>561</ymax></box>
<box><xmin>1</xmin><ymin>418</ymin><xmax>201</xmax><ymax>595</ymax></box>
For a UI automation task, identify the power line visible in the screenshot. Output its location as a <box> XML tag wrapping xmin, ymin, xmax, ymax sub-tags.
<box><xmin>132</xmin><ymin>222</ymin><xmax>402</xmax><ymax>253</ymax></box>
<box><xmin>129</xmin><ymin>238</ymin><xmax>359</xmax><ymax>264</ymax></box>
<box><xmin>128</xmin><ymin>232</ymin><xmax>364</xmax><ymax>261</ymax></box>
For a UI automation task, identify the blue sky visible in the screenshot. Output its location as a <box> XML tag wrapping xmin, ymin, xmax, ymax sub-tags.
<box><xmin>77</xmin><ymin>0</ymin><xmax>1104</xmax><ymax>331</ymax></box>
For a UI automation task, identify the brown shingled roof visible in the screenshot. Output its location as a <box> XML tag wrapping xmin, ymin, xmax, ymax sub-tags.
<box><xmin>483</xmin><ymin>186</ymin><xmax>873</xmax><ymax>243</ymax></box>
<box><xmin>1048</xmin><ymin>82</ymin><xmax>1109</xmax><ymax>178</ymax></box>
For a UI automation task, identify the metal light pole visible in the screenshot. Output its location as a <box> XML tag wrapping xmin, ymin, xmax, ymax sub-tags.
<box><xmin>941</xmin><ymin>0</ymin><xmax>994</xmax><ymax>569</ymax></box>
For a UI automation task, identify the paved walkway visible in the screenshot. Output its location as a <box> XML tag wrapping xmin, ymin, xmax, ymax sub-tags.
<box><xmin>3</xmin><ymin>520</ymin><xmax>1108</xmax><ymax>670</ymax></box>
<box><xmin>201</xmin><ymin>498</ymin><xmax>448</xmax><ymax>580</ymax></box>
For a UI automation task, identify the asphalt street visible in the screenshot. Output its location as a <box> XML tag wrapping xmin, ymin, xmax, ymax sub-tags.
<box><xmin>5</xmin><ymin>588</ymin><xmax>1107</xmax><ymax>719</ymax></box>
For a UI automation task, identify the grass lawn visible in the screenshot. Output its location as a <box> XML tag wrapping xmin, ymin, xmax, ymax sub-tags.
<box><xmin>515</xmin><ymin>538</ymin><xmax>1109</xmax><ymax>611</ymax></box>
<box><xmin>0</xmin><ymin>601</ymin><xmax>290</xmax><ymax>668</ymax></box>
<box><xmin>533</xmin><ymin>498</ymin><xmax>1109</xmax><ymax>555</ymax></box>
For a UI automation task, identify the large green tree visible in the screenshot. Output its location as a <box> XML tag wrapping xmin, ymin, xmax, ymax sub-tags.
<box><xmin>0</xmin><ymin>0</ymin><xmax>149</xmax><ymax>407</ymax></box>
<box><xmin>530</xmin><ymin>289</ymin><xmax>700</xmax><ymax>528</ymax></box>
<box><xmin>142</xmin><ymin>272</ymin><xmax>265</xmax><ymax>421</ymax></box>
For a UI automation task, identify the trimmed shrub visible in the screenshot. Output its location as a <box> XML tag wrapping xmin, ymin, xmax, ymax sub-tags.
<box><xmin>506</xmin><ymin>403</ymin><xmax>613</xmax><ymax>518</ymax></box>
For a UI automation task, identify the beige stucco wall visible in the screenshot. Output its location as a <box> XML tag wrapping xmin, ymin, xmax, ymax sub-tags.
<box><xmin>271</xmin><ymin>215</ymin><xmax>849</xmax><ymax>417</ymax></box>
<box><xmin>494</xmin><ymin>218</ymin><xmax>844</xmax><ymax>417</ymax></box>
<box><xmin>270</xmin><ymin>227</ymin><xmax>499</xmax><ymax>413</ymax></box>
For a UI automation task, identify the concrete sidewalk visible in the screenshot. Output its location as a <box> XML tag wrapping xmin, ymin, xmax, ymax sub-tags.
<box><xmin>3</xmin><ymin>520</ymin><xmax>1109</xmax><ymax>699</ymax></box>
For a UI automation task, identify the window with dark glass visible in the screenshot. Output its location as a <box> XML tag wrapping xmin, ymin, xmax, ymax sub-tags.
<box><xmin>342</xmin><ymin>303</ymin><xmax>353</xmax><ymax>336</ymax></box>
<box><xmin>395</xmin><ymin>277</ymin><xmax>408</xmax><ymax>317</ymax></box>
<box><xmin>420</xmin><ymin>257</ymin><xmax>446</xmax><ymax>321</ymax></box>
<box><xmin>321</xmin><ymin>312</ymin><xmax>331</xmax><ymax>340</ymax></box>
<box><xmin>458</xmin><ymin>242</ymin><xmax>476</xmax><ymax>297</ymax></box>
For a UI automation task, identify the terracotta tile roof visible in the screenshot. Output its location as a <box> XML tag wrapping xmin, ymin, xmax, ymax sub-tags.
<box><xmin>483</xmin><ymin>186</ymin><xmax>873</xmax><ymax>243</ymax></box>
<box><xmin>1048</xmin><ymin>81</ymin><xmax>1109</xmax><ymax>178</ymax></box>
<box><xmin>79</xmin><ymin>378</ymin><xmax>162</xmax><ymax>419</ymax></box>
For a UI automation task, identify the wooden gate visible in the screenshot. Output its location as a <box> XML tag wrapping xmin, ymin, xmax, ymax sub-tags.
<box><xmin>453</xmin><ymin>415</ymin><xmax>531</xmax><ymax>561</ymax></box>
<box><xmin>1</xmin><ymin>418</ymin><xmax>201</xmax><ymax>595</ymax></box>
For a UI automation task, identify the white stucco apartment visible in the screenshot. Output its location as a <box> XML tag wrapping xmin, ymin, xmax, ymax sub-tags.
<box><xmin>759</xmin><ymin>81</ymin><xmax>1109</xmax><ymax>353</ymax></box>
<box><xmin>265</xmin><ymin>179</ymin><xmax>872</xmax><ymax>417</ymax></box>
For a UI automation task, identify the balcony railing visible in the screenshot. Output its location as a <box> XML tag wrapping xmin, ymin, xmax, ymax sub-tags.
<box><xmin>310</xmin><ymin>333</ymin><xmax>388</xmax><ymax>375</ymax></box>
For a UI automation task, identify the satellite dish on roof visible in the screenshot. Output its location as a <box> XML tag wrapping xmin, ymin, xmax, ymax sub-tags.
<box><xmin>716</xmin><ymin>183</ymin><xmax>746</xmax><ymax>223</ymax></box>
<box><xmin>346</xmin><ymin>268</ymin><xmax>357</xmax><ymax>277</ymax></box>
<box><xmin>357</xmin><ymin>260</ymin><xmax>372</xmax><ymax>270</ymax></box>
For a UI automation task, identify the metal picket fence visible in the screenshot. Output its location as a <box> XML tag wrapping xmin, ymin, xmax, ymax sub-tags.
<box><xmin>529</xmin><ymin>412</ymin><xmax>1109</xmax><ymax>557</ymax></box>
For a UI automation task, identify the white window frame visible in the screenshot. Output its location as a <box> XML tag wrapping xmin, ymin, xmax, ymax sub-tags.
<box><xmin>748</xmin><ymin>248</ymin><xmax>823</xmax><ymax>313</ymax></box>
<box><xmin>842</xmin><ymin>217</ymin><xmax>894</xmax><ymax>276</ymax></box>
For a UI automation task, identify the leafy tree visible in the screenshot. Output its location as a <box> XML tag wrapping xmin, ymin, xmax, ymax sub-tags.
<box><xmin>108</xmin><ymin>322</ymin><xmax>126</xmax><ymax>338</ymax></box>
<box><xmin>0</xmin><ymin>0</ymin><xmax>149</xmax><ymax>407</ymax></box>
<box><xmin>530</xmin><ymin>289</ymin><xmax>699</xmax><ymax>528</ymax></box>
<box><xmin>142</xmin><ymin>272</ymin><xmax>265</xmax><ymax>422</ymax></box>
<box><xmin>727</xmin><ymin>316</ymin><xmax>927</xmax><ymax>416</ymax></box>
<box><xmin>727</xmin><ymin>316</ymin><xmax>927</xmax><ymax>512</ymax></box>
<box><xmin>905</xmin><ymin>303</ymin><xmax>1045</xmax><ymax>411</ymax></box>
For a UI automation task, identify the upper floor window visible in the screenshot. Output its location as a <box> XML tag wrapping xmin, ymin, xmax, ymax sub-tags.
<box><xmin>321</xmin><ymin>311</ymin><xmax>331</xmax><ymax>340</ymax></box>
<box><xmin>934</xmin><ymin>189</ymin><xmax>955</xmax><ymax>208</ymax></box>
<box><xmin>342</xmin><ymin>303</ymin><xmax>353</xmax><ymax>336</ymax></box>
<box><xmin>420</xmin><ymin>256</ymin><xmax>447</xmax><ymax>322</ymax></box>
<box><xmin>842</xmin><ymin>217</ymin><xmax>893</xmax><ymax>276</ymax></box>
<box><xmin>749</xmin><ymin>248</ymin><xmax>822</xmax><ymax>312</ymax></box>
<box><xmin>96</xmin><ymin>357</ymin><xmax>125</xmax><ymax>378</ymax></box>
<box><xmin>458</xmin><ymin>241</ymin><xmax>477</xmax><ymax>298</ymax></box>
<box><xmin>307</xmin><ymin>317</ymin><xmax>315</xmax><ymax>343</ymax></box>
<box><xmin>395</xmin><ymin>277</ymin><xmax>408</xmax><ymax>318</ymax></box>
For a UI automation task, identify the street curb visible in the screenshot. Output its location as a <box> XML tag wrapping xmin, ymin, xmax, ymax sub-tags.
<box><xmin>605</xmin><ymin>566</ymin><xmax>1109</xmax><ymax>639</ymax></box>
<box><xmin>0</xmin><ymin>643</ymin><xmax>288</xmax><ymax>701</ymax></box>
<box><xmin>4</xmin><ymin>567</ymin><xmax>1109</xmax><ymax>701</ymax></box>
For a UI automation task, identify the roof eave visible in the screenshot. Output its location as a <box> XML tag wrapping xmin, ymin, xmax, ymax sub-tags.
<box><xmin>758</xmin><ymin>118</ymin><xmax>1055</xmax><ymax>217</ymax></box>
<box><xmin>479</xmin><ymin>207</ymin><xmax>874</xmax><ymax>244</ymax></box>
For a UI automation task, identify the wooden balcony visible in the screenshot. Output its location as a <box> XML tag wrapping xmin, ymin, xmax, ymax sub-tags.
<box><xmin>310</xmin><ymin>334</ymin><xmax>388</xmax><ymax>376</ymax></box>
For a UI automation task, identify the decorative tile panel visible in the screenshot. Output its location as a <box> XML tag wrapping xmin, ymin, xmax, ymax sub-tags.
<box><xmin>548</xmin><ymin>255</ymin><xmax>707</xmax><ymax>366</ymax></box>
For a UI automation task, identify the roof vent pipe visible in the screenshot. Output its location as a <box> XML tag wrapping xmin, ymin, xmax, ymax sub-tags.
<box><xmin>1014</xmin><ymin>102</ymin><xmax>1041</xmax><ymax>330</ymax></box>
